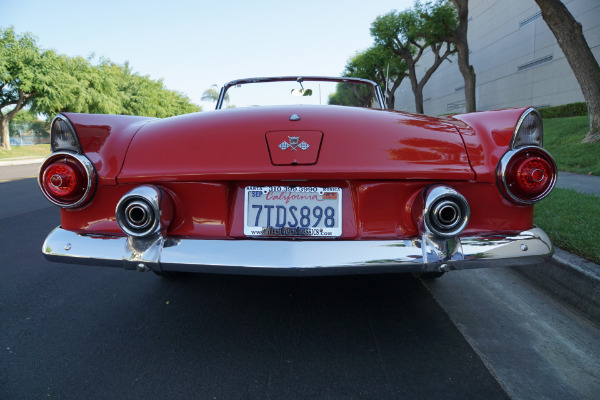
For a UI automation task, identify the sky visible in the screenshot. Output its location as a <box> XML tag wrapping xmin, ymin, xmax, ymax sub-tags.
<box><xmin>2</xmin><ymin>0</ymin><xmax>413</xmax><ymax>110</ymax></box>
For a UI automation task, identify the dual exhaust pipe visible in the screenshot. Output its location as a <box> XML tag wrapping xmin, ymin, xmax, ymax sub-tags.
<box><xmin>116</xmin><ymin>185</ymin><xmax>173</xmax><ymax>238</ymax></box>
<box><xmin>115</xmin><ymin>184</ymin><xmax>469</xmax><ymax>240</ymax></box>
<box><xmin>418</xmin><ymin>185</ymin><xmax>470</xmax><ymax>238</ymax></box>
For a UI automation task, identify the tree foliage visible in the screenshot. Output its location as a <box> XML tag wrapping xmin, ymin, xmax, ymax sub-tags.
<box><xmin>202</xmin><ymin>84</ymin><xmax>232</xmax><ymax>108</ymax></box>
<box><xmin>0</xmin><ymin>27</ymin><xmax>68</xmax><ymax>149</ymax></box>
<box><xmin>370</xmin><ymin>0</ymin><xmax>458</xmax><ymax>114</ymax></box>
<box><xmin>343</xmin><ymin>45</ymin><xmax>407</xmax><ymax>109</ymax></box>
<box><xmin>1</xmin><ymin>26</ymin><xmax>200</xmax><ymax>150</ymax></box>
<box><xmin>328</xmin><ymin>82</ymin><xmax>375</xmax><ymax>108</ymax></box>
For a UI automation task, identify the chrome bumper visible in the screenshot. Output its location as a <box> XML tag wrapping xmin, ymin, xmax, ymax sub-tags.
<box><xmin>42</xmin><ymin>227</ymin><xmax>553</xmax><ymax>276</ymax></box>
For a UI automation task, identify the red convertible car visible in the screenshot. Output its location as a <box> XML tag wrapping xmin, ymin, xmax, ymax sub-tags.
<box><xmin>39</xmin><ymin>76</ymin><xmax>556</xmax><ymax>278</ymax></box>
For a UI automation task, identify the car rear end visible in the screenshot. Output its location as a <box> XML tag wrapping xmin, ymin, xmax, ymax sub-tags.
<box><xmin>39</xmin><ymin>105</ymin><xmax>556</xmax><ymax>276</ymax></box>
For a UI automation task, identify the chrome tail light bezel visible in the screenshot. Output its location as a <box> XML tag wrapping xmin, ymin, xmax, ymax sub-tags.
<box><xmin>38</xmin><ymin>151</ymin><xmax>97</xmax><ymax>208</ymax></box>
<box><xmin>496</xmin><ymin>146</ymin><xmax>557</xmax><ymax>205</ymax></box>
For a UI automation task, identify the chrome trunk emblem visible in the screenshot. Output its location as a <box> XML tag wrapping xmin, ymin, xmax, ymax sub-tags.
<box><xmin>278</xmin><ymin>136</ymin><xmax>310</xmax><ymax>151</ymax></box>
<box><xmin>289</xmin><ymin>114</ymin><xmax>301</xmax><ymax>121</ymax></box>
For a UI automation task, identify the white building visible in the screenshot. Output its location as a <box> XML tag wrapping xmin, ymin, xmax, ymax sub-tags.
<box><xmin>393</xmin><ymin>0</ymin><xmax>600</xmax><ymax>115</ymax></box>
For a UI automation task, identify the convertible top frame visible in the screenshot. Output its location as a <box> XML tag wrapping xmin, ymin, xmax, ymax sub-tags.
<box><xmin>215</xmin><ymin>76</ymin><xmax>386</xmax><ymax>110</ymax></box>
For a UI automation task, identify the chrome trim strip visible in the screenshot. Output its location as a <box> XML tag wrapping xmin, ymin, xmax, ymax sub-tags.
<box><xmin>42</xmin><ymin>227</ymin><xmax>553</xmax><ymax>276</ymax></box>
<box><xmin>42</xmin><ymin>227</ymin><xmax>125</xmax><ymax>268</ymax></box>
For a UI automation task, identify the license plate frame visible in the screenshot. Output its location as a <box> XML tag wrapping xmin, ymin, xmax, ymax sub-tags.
<box><xmin>244</xmin><ymin>186</ymin><xmax>342</xmax><ymax>237</ymax></box>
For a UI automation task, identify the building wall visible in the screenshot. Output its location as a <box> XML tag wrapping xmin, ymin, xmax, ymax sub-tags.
<box><xmin>393</xmin><ymin>0</ymin><xmax>600</xmax><ymax>115</ymax></box>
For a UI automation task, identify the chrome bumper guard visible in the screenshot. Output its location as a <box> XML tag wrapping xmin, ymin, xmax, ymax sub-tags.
<box><xmin>42</xmin><ymin>227</ymin><xmax>553</xmax><ymax>276</ymax></box>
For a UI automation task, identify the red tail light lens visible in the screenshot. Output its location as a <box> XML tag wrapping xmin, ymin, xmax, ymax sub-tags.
<box><xmin>44</xmin><ymin>162</ymin><xmax>82</xmax><ymax>198</ymax></box>
<box><xmin>39</xmin><ymin>153</ymin><xmax>96</xmax><ymax>208</ymax></box>
<box><xmin>497</xmin><ymin>147</ymin><xmax>556</xmax><ymax>205</ymax></box>
<box><xmin>511</xmin><ymin>156</ymin><xmax>553</xmax><ymax>196</ymax></box>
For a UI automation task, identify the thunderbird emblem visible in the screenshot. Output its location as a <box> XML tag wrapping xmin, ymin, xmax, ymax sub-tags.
<box><xmin>278</xmin><ymin>136</ymin><xmax>310</xmax><ymax>151</ymax></box>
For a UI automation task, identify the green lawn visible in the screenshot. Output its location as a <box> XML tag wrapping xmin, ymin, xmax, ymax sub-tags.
<box><xmin>543</xmin><ymin>116</ymin><xmax>600</xmax><ymax>176</ymax></box>
<box><xmin>0</xmin><ymin>144</ymin><xmax>51</xmax><ymax>159</ymax></box>
<box><xmin>537</xmin><ymin>116</ymin><xmax>600</xmax><ymax>264</ymax></box>
<box><xmin>534</xmin><ymin>187</ymin><xmax>600</xmax><ymax>265</ymax></box>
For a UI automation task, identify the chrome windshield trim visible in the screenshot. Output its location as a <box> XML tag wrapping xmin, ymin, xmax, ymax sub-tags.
<box><xmin>43</xmin><ymin>227</ymin><xmax>553</xmax><ymax>276</ymax></box>
<box><xmin>216</xmin><ymin>76</ymin><xmax>385</xmax><ymax>110</ymax></box>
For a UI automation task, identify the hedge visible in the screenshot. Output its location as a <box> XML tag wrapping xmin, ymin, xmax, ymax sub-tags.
<box><xmin>538</xmin><ymin>102</ymin><xmax>588</xmax><ymax>119</ymax></box>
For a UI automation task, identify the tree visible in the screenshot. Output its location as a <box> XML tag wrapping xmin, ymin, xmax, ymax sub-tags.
<box><xmin>328</xmin><ymin>82</ymin><xmax>375</xmax><ymax>107</ymax></box>
<box><xmin>0</xmin><ymin>27</ymin><xmax>72</xmax><ymax>150</ymax></box>
<box><xmin>343</xmin><ymin>45</ymin><xmax>407</xmax><ymax>109</ymax></box>
<box><xmin>449</xmin><ymin>0</ymin><xmax>476</xmax><ymax>112</ymax></box>
<box><xmin>202</xmin><ymin>84</ymin><xmax>229</xmax><ymax>108</ymax></box>
<box><xmin>1</xmin><ymin>26</ymin><xmax>201</xmax><ymax>151</ymax></box>
<box><xmin>534</xmin><ymin>0</ymin><xmax>600</xmax><ymax>143</ymax></box>
<box><xmin>371</xmin><ymin>1</ymin><xmax>458</xmax><ymax>114</ymax></box>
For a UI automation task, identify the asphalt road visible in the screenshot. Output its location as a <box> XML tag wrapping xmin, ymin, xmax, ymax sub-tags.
<box><xmin>1</xmin><ymin>178</ymin><xmax>509</xmax><ymax>399</ymax></box>
<box><xmin>2</xmin><ymin>177</ymin><xmax>600</xmax><ymax>399</ymax></box>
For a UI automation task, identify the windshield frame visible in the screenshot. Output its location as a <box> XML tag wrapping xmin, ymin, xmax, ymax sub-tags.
<box><xmin>215</xmin><ymin>76</ymin><xmax>386</xmax><ymax>110</ymax></box>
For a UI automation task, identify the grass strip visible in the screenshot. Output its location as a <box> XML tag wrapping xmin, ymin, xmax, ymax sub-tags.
<box><xmin>0</xmin><ymin>144</ymin><xmax>51</xmax><ymax>159</ymax></box>
<box><xmin>534</xmin><ymin>187</ymin><xmax>600</xmax><ymax>265</ymax></box>
<box><xmin>543</xmin><ymin>116</ymin><xmax>600</xmax><ymax>176</ymax></box>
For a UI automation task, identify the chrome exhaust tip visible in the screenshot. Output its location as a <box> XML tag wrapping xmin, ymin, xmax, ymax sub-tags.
<box><xmin>125</xmin><ymin>200</ymin><xmax>153</xmax><ymax>230</ymax></box>
<box><xmin>423</xmin><ymin>185</ymin><xmax>470</xmax><ymax>238</ymax></box>
<box><xmin>116</xmin><ymin>185</ymin><xmax>171</xmax><ymax>238</ymax></box>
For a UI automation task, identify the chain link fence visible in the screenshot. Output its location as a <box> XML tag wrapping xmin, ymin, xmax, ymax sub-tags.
<box><xmin>8</xmin><ymin>121</ymin><xmax>51</xmax><ymax>146</ymax></box>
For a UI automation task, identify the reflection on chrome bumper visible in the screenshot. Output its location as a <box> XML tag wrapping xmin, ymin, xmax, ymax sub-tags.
<box><xmin>42</xmin><ymin>227</ymin><xmax>554</xmax><ymax>276</ymax></box>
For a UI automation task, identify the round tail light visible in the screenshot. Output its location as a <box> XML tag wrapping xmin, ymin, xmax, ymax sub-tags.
<box><xmin>497</xmin><ymin>147</ymin><xmax>556</xmax><ymax>204</ymax></box>
<box><xmin>39</xmin><ymin>152</ymin><xmax>96</xmax><ymax>208</ymax></box>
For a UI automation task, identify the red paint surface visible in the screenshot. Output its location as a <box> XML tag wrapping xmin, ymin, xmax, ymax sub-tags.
<box><xmin>61</xmin><ymin>180</ymin><xmax>533</xmax><ymax>239</ymax></box>
<box><xmin>450</xmin><ymin>108</ymin><xmax>528</xmax><ymax>182</ymax></box>
<box><xmin>58</xmin><ymin>106</ymin><xmax>538</xmax><ymax>239</ymax></box>
<box><xmin>117</xmin><ymin>106</ymin><xmax>474</xmax><ymax>182</ymax></box>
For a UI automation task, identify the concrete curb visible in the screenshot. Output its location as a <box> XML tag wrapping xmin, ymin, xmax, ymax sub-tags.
<box><xmin>512</xmin><ymin>247</ymin><xmax>600</xmax><ymax>325</ymax></box>
<box><xmin>0</xmin><ymin>157</ymin><xmax>45</xmax><ymax>167</ymax></box>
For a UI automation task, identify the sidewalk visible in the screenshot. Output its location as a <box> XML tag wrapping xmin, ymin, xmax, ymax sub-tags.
<box><xmin>0</xmin><ymin>156</ymin><xmax>46</xmax><ymax>167</ymax></box>
<box><xmin>2</xmin><ymin>156</ymin><xmax>599</xmax><ymax>323</ymax></box>
<box><xmin>556</xmin><ymin>171</ymin><xmax>600</xmax><ymax>197</ymax></box>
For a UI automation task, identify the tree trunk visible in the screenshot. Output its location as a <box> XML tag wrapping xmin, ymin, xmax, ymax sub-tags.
<box><xmin>1</xmin><ymin>89</ymin><xmax>30</xmax><ymax>150</ymax></box>
<box><xmin>0</xmin><ymin>116</ymin><xmax>10</xmax><ymax>151</ymax></box>
<box><xmin>451</xmin><ymin>0</ymin><xmax>477</xmax><ymax>112</ymax></box>
<box><xmin>534</xmin><ymin>0</ymin><xmax>600</xmax><ymax>143</ymax></box>
<box><xmin>386</xmin><ymin>92</ymin><xmax>395</xmax><ymax>110</ymax></box>
<box><xmin>407</xmin><ymin>63</ymin><xmax>424</xmax><ymax>114</ymax></box>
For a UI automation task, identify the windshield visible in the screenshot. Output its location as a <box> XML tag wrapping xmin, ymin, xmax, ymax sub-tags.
<box><xmin>217</xmin><ymin>77</ymin><xmax>384</xmax><ymax>110</ymax></box>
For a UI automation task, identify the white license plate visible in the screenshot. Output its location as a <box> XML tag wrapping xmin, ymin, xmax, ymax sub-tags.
<box><xmin>244</xmin><ymin>186</ymin><xmax>342</xmax><ymax>237</ymax></box>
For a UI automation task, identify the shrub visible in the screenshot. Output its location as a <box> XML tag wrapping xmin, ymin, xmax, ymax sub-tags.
<box><xmin>538</xmin><ymin>102</ymin><xmax>587</xmax><ymax>119</ymax></box>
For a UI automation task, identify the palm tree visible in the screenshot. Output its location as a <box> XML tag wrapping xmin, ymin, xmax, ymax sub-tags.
<box><xmin>201</xmin><ymin>84</ymin><xmax>230</xmax><ymax>107</ymax></box>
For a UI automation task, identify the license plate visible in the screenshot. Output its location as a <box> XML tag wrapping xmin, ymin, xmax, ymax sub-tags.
<box><xmin>244</xmin><ymin>186</ymin><xmax>342</xmax><ymax>237</ymax></box>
